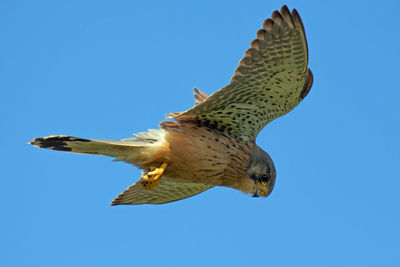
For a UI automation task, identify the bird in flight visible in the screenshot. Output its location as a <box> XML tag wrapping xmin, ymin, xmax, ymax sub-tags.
<box><xmin>30</xmin><ymin>5</ymin><xmax>313</xmax><ymax>205</ymax></box>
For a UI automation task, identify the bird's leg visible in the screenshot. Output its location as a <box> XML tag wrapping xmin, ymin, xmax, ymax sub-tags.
<box><xmin>140</xmin><ymin>162</ymin><xmax>168</xmax><ymax>190</ymax></box>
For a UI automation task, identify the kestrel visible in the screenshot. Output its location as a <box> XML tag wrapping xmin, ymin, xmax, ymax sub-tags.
<box><xmin>30</xmin><ymin>5</ymin><xmax>313</xmax><ymax>205</ymax></box>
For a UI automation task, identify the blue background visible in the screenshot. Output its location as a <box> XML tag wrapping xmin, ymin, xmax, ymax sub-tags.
<box><xmin>2</xmin><ymin>0</ymin><xmax>399</xmax><ymax>266</ymax></box>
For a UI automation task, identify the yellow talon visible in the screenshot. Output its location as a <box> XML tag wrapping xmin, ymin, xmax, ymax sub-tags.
<box><xmin>140</xmin><ymin>162</ymin><xmax>168</xmax><ymax>190</ymax></box>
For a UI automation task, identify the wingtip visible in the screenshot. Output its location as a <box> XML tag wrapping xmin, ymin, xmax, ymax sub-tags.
<box><xmin>271</xmin><ymin>10</ymin><xmax>283</xmax><ymax>24</ymax></box>
<box><xmin>262</xmin><ymin>18</ymin><xmax>274</xmax><ymax>31</ymax></box>
<box><xmin>281</xmin><ymin>4</ymin><xmax>289</xmax><ymax>11</ymax></box>
<box><xmin>300</xmin><ymin>68</ymin><xmax>313</xmax><ymax>99</ymax></box>
<box><xmin>291</xmin><ymin>8</ymin><xmax>304</xmax><ymax>31</ymax></box>
<box><xmin>291</xmin><ymin>8</ymin><xmax>300</xmax><ymax>17</ymax></box>
<box><xmin>193</xmin><ymin>87</ymin><xmax>200</xmax><ymax>95</ymax></box>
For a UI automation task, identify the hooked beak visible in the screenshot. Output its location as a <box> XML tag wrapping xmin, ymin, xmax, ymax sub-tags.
<box><xmin>252</xmin><ymin>183</ymin><xmax>267</xmax><ymax>197</ymax></box>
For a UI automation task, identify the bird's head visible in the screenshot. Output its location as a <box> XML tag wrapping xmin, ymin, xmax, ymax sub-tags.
<box><xmin>246</xmin><ymin>145</ymin><xmax>276</xmax><ymax>198</ymax></box>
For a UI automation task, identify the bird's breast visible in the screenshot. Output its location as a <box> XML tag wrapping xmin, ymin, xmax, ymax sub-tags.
<box><xmin>163</xmin><ymin>123</ymin><xmax>253</xmax><ymax>188</ymax></box>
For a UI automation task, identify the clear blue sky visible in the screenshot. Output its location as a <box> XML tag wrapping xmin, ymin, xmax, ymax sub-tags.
<box><xmin>1</xmin><ymin>0</ymin><xmax>399</xmax><ymax>266</ymax></box>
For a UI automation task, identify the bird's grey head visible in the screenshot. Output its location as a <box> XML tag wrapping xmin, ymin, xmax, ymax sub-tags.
<box><xmin>246</xmin><ymin>145</ymin><xmax>276</xmax><ymax>198</ymax></box>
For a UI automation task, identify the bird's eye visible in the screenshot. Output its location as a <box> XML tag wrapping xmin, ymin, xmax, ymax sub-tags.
<box><xmin>260</xmin><ymin>172</ymin><xmax>270</xmax><ymax>185</ymax></box>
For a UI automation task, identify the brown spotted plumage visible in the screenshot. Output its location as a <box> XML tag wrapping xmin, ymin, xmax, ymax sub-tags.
<box><xmin>174</xmin><ymin>6</ymin><xmax>313</xmax><ymax>141</ymax></box>
<box><xmin>30</xmin><ymin>5</ymin><xmax>313</xmax><ymax>205</ymax></box>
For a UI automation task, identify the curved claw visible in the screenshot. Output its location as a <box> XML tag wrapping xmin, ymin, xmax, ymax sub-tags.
<box><xmin>140</xmin><ymin>163</ymin><xmax>168</xmax><ymax>190</ymax></box>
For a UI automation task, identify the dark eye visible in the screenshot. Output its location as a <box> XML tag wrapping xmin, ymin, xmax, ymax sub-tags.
<box><xmin>260</xmin><ymin>172</ymin><xmax>270</xmax><ymax>185</ymax></box>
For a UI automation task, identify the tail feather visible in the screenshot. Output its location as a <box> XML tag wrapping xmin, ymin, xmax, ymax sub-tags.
<box><xmin>30</xmin><ymin>129</ymin><xmax>167</xmax><ymax>167</ymax></box>
<box><xmin>30</xmin><ymin>135</ymin><xmax>139</xmax><ymax>158</ymax></box>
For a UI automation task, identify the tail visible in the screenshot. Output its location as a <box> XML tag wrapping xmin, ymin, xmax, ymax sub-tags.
<box><xmin>29</xmin><ymin>130</ymin><xmax>167</xmax><ymax>164</ymax></box>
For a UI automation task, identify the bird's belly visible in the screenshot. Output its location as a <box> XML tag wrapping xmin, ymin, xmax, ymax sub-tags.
<box><xmin>163</xmin><ymin>125</ymin><xmax>251</xmax><ymax>187</ymax></box>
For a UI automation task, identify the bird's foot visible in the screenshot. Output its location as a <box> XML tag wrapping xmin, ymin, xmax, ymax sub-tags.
<box><xmin>140</xmin><ymin>162</ymin><xmax>168</xmax><ymax>190</ymax></box>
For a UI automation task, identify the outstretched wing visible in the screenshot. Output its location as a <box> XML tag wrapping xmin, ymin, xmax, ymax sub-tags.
<box><xmin>176</xmin><ymin>5</ymin><xmax>313</xmax><ymax>141</ymax></box>
<box><xmin>111</xmin><ymin>177</ymin><xmax>213</xmax><ymax>205</ymax></box>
